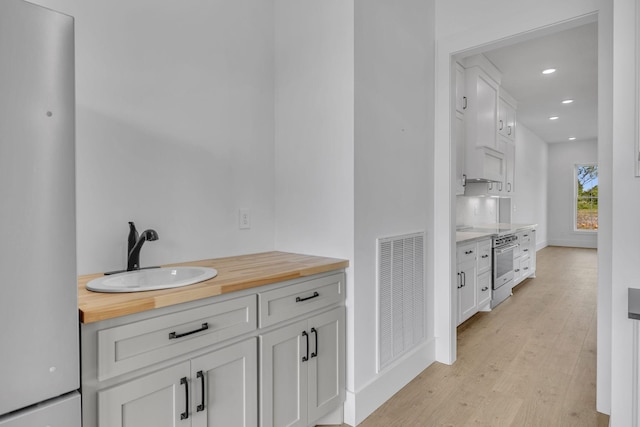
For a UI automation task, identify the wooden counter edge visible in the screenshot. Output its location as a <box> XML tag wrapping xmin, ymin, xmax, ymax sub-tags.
<box><xmin>78</xmin><ymin>252</ymin><xmax>349</xmax><ymax>324</ymax></box>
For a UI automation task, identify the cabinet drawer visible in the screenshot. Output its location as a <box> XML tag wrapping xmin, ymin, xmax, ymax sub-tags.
<box><xmin>457</xmin><ymin>242</ymin><xmax>477</xmax><ymax>265</ymax></box>
<box><xmin>258</xmin><ymin>273</ymin><xmax>345</xmax><ymax>328</ymax></box>
<box><xmin>97</xmin><ymin>294</ymin><xmax>256</xmax><ymax>381</ymax></box>
<box><xmin>477</xmin><ymin>239</ymin><xmax>492</xmax><ymax>273</ymax></box>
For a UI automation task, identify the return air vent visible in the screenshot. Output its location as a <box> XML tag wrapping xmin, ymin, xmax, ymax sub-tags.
<box><xmin>377</xmin><ymin>232</ymin><xmax>425</xmax><ymax>372</ymax></box>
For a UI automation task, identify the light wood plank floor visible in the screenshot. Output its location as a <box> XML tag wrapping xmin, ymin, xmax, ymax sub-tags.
<box><xmin>334</xmin><ymin>246</ymin><xmax>609</xmax><ymax>426</ymax></box>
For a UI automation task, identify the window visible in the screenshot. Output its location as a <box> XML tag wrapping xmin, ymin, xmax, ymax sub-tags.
<box><xmin>575</xmin><ymin>164</ymin><xmax>598</xmax><ymax>231</ymax></box>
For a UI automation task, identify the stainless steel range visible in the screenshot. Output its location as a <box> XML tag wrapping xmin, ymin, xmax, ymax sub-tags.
<box><xmin>491</xmin><ymin>233</ymin><xmax>518</xmax><ymax>308</ymax></box>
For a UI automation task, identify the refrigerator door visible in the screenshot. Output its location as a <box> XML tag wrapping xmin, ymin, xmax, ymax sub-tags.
<box><xmin>0</xmin><ymin>0</ymin><xmax>78</xmax><ymax>416</ymax></box>
<box><xmin>0</xmin><ymin>392</ymin><xmax>80</xmax><ymax>427</ymax></box>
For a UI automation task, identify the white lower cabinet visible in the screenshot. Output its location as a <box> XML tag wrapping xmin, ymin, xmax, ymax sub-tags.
<box><xmin>457</xmin><ymin>238</ymin><xmax>492</xmax><ymax>325</ymax></box>
<box><xmin>260</xmin><ymin>307</ymin><xmax>345</xmax><ymax>427</ymax></box>
<box><xmin>81</xmin><ymin>272</ymin><xmax>347</xmax><ymax>427</ymax></box>
<box><xmin>97</xmin><ymin>339</ymin><xmax>257</xmax><ymax>427</ymax></box>
<box><xmin>457</xmin><ymin>260</ymin><xmax>477</xmax><ymax>325</ymax></box>
<box><xmin>513</xmin><ymin>228</ymin><xmax>536</xmax><ymax>287</ymax></box>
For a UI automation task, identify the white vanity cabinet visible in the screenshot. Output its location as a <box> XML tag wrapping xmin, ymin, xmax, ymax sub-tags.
<box><xmin>80</xmin><ymin>270</ymin><xmax>347</xmax><ymax>427</ymax></box>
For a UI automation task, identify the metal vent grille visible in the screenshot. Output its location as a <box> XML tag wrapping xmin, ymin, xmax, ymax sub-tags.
<box><xmin>377</xmin><ymin>232</ymin><xmax>425</xmax><ymax>372</ymax></box>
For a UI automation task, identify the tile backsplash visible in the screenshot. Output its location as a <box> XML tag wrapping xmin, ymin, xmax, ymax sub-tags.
<box><xmin>456</xmin><ymin>196</ymin><xmax>499</xmax><ymax>227</ymax></box>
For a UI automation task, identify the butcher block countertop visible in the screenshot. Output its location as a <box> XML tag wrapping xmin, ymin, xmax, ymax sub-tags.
<box><xmin>78</xmin><ymin>251</ymin><xmax>349</xmax><ymax>324</ymax></box>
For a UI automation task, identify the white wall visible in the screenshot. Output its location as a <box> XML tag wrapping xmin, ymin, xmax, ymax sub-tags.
<box><xmin>434</xmin><ymin>0</ymin><xmax>612</xmax><ymax>417</ymax></box>
<box><xmin>610</xmin><ymin>0</ymin><xmax>637</xmax><ymax>424</ymax></box>
<box><xmin>32</xmin><ymin>0</ymin><xmax>276</xmax><ymax>275</ymax></box>
<box><xmin>272</xmin><ymin>1</ymin><xmax>355</xmax><ymax>424</ymax></box>
<box><xmin>351</xmin><ymin>0</ymin><xmax>435</xmax><ymax>424</ymax></box>
<box><xmin>512</xmin><ymin>124</ymin><xmax>548</xmax><ymax>249</ymax></box>
<box><xmin>547</xmin><ymin>139</ymin><xmax>598</xmax><ymax>248</ymax></box>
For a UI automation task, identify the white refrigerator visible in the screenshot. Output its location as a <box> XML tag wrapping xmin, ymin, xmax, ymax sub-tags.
<box><xmin>0</xmin><ymin>0</ymin><xmax>80</xmax><ymax>425</ymax></box>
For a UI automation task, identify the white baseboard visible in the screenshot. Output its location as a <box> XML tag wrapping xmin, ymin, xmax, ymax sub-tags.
<box><xmin>536</xmin><ymin>240</ymin><xmax>548</xmax><ymax>251</ymax></box>
<box><xmin>547</xmin><ymin>239</ymin><xmax>597</xmax><ymax>249</ymax></box>
<box><xmin>343</xmin><ymin>338</ymin><xmax>436</xmax><ymax>426</ymax></box>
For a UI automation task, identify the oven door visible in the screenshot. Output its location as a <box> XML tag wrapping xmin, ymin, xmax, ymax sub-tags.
<box><xmin>493</xmin><ymin>243</ymin><xmax>517</xmax><ymax>289</ymax></box>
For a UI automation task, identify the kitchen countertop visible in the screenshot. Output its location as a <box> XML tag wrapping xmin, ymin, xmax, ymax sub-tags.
<box><xmin>456</xmin><ymin>223</ymin><xmax>537</xmax><ymax>244</ymax></box>
<box><xmin>78</xmin><ymin>251</ymin><xmax>349</xmax><ymax>324</ymax></box>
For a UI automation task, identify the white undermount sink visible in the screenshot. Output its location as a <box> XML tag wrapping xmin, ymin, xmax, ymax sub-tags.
<box><xmin>86</xmin><ymin>266</ymin><xmax>218</xmax><ymax>293</ymax></box>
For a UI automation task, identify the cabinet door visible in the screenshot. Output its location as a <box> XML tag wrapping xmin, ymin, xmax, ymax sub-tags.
<box><xmin>513</xmin><ymin>256</ymin><xmax>522</xmax><ymax>285</ymax></box>
<box><xmin>307</xmin><ymin>308</ymin><xmax>345</xmax><ymax>423</ymax></box>
<box><xmin>260</xmin><ymin>320</ymin><xmax>307</xmax><ymax>427</ymax></box>
<box><xmin>455</xmin><ymin>110</ymin><xmax>466</xmax><ymax>195</ymax></box>
<box><xmin>470</xmin><ymin>70</ymin><xmax>499</xmax><ymax>150</ymax></box>
<box><xmin>455</xmin><ymin>62</ymin><xmax>466</xmax><ymax>114</ymax></box>
<box><xmin>477</xmin><ymin>270</ymin><xmax>492</xmax><ymax>309</ymax></box>
<box><xmin>457</xmin><ymin>260</ymin><xmax>477</xmax><ymax>325</ymax></box>
<box><xmin>97</xmin><ymin>362</ymin><xmax>190</xmax><ymax>427</ymax></box>
<box><xmin>191</xmin><ymin>339</ymin><xmax>258</xmax><ymax>427</ymax></box>
<box><xmin>504</xmin><ymin>142</ymin><xmax>515</xmax><ymax>194</ymax></box>
<box><xmin>498</xmin><ymin>98</ymin><xmax>508</xmax><ymax>138</ymax></box>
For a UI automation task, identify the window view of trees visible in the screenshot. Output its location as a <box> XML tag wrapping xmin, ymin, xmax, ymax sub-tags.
<box><xmin>576</xmin><ymin>164</ymin><xmax>598</xmax><ymax>231</ymax></box>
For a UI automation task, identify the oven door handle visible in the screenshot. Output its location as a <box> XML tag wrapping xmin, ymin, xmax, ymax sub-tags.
<box><xmin>494</xmin><ymin>244</ymin><xmax>519</xmax><ymax>255</ymax></box>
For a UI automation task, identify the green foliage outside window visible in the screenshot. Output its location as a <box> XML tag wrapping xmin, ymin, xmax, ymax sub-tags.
<box><xmin>576</xmin><ymin>164</ymin><xmax>598</xmax><ymax>231</ymax></box>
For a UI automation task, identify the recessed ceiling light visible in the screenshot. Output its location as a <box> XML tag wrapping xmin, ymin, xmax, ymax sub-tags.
<box><xmin>549</xmin><ymin>116</ymin><xmax>559</xmax><ymax>120</ymax></box>
<box><xmin>562</xmin><ymin>99</ymin><xmax>574</xmax><ymax>104</ymax></box>
<box><xmin>542</xmin><ymin>68</ymin><xmax>557</xmax><ymax>75</ymax></box>
<box><xmin>569</xmin><ymin>137</ymin><xmax>577</xmax><ymax>141</ymax></box>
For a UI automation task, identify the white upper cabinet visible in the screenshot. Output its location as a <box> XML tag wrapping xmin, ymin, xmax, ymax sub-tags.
<box><xmin>463</xmin><ymin>55</ymin><xmax>501</xmax><ymax>153</ymax></box>
<box><xmin>498</xmin><ymin>90</ymin><xmax>517</xmax><ymax>142</ymax></box>
<box><xmin>461</xmin><ymin>55</ymin><xmax>505</xmax><ymax>183</ymax></box>
<box><xmin>455</xmin><ymin>62</ymin><xmax>467</xmax><ymax>114</ymax></box>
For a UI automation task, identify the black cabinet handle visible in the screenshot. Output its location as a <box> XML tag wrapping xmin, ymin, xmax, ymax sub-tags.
<box><xmin>463</xmin><ymin>96</ymin><xmax>467</xmax><ymax>110</ymax></box>
<box><xmin>465</xmin><ymin>250</ymin><xmax>474</xmax><ymax>255</ymax></box>
<box><xmin>457</xmin><ymin>272</ymin><xmax>461</xmax><ymax>289</ymax></box>
<box><xmin>196</xmin><ymin>371</ymin><xmax>205</xmax><ymax>412</ymax></box>
<box><xmin>481</xmin><ymin>287</ymin><xmax>489</xmax><ymax>292</ymax></box>
<box><xmin>169</xmin><ymin>323</ymin><xmax>209</xmax><ymax>340</ymax></box>
<box><xmin>481</xmin><ymin>254</ymin><xmax>489</xmax><ymax>259</ymax></box>
<box><xmin>523</xmin><ymin>249</ymin><xmax>529</xmax><ymax>252</ymax></box>
<box><xmin>461</xmin><ymin>271</ymin><xmax>466</xmax><ymax>287</ymax></box>
<box><xmin>302</xmin><ymin>331</ymin><xmax>309</xmax><ymax>362</ymax></box>
<box><xmin>180</xmin><ymin>377</ymin><xmax>189</xmax><ymax>420</ymax></box>
<box><xmin>310</xmin><ymin>328</ymin><xmax>318</xmax><ymax>358</ymax></box>
<box><xmin>296</xmin><ymin>292</ymin><xmax>319</xmax><ymax>303</ymax></box>
<box><xmin>462</xmin><ymin>174</ymin><xmax>467</xmax><ymax>187</ymax></box>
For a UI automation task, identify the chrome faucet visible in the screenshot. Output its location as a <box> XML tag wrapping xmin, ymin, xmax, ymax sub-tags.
<box><xmin>127</xmin><ymin>221</ymin><xmax>159</xmax><ymax>271</ymax></box>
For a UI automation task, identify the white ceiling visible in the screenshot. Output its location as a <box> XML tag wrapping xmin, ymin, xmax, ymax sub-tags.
<box><xmin>482</xmin><ymin>22</ymin><xmax>598</xmax><ymax>144</ymax></box>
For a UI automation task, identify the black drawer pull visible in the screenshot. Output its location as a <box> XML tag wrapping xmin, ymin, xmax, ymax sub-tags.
<box><xmin>296</xmin><ymin>291</ymin><xmax>319</xmax><ymax>303</ymax></box>
<box><xmin>169</xmin><ymin>323</ymin><xmax>209</xmax><ymax>340</ymax></box>
<box><xmin>465</xmin><ymin>250</ymin><xmax>474</xmax><ymax>255</ymax></box>
<box><xmin>180</xmin><ymin>377</ymin><xmax>189</xmax><ymax>420</ymax></box>
<box><xmin>481</xmin><ymin>254</ymin><xmax>489</xmax><ymax>259</ymax></box>
<box><xmin>310</xmin><ymin>327</ymin><xmax>318</xmax><ymax>358</ymax></box>
<box><xmin>196</xmin><ymin>370</ymin><xmax>205</xmax><ymax>412</ymax></box>
<box><xmin>302</xmin><ymin>331</ymin><xmax>309</xmax><ymax>362</ymax></box>
<box><xmin>481</xmin><ymin>287</ymin><xmax>489</xmax><ymax>292</ymax></box>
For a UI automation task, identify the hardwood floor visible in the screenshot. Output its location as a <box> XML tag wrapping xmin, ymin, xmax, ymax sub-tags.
<box><xmin>335</xmin><ymin>246</ymin><xmax>609</xmax><ymax>426</ymax></box>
